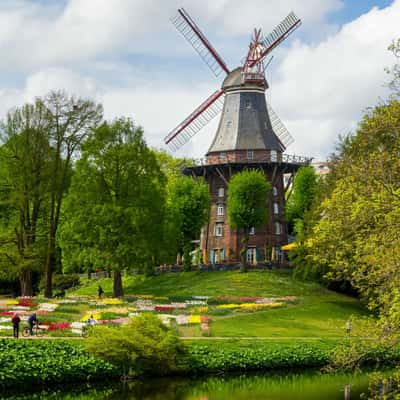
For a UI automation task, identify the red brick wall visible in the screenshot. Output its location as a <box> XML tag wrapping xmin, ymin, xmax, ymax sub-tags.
<box><xmin>201</xmin><ymin>153</ymin><xmax>288</xmax><ymax>263</ymax></box>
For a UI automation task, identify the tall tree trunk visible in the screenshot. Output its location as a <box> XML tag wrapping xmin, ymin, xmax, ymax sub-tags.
<box><xmin>113</xmin><ymin>271</ymin><xmax>123</xmax><ymax>298</ymax></box>
<box><xmin>240</xmin><ymin>233</ymin><xmax>249</xmax><ymax>273</ymax></box>
<box><xmin>44</xmin><ymin>227</ymin><xmax>56</xmax><ymax>298</ymax></box>
<box><xmin>20</xmin><ymin>270</ymin><xmax>33</xmax><ymax>297</ymax></box>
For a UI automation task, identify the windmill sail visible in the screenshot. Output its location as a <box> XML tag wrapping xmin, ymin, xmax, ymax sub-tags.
<box><xmin>250</xmin><ymin>12</ymin><xmax>301</xmax><ymax>67</ymax></box>
<box><xmin>171</xmin><ymin>8</ymin><xmax>230</xmax><ymax>77</ymax></box>
<box><xmin>164</xmin><ymin>90</ymin><xmax>224</xmax><ymax>152</ymax></box>
<box><xmin>266</xmin><ymin>101</ymin><xmax>294</xmax><ymax>149</ymax></box>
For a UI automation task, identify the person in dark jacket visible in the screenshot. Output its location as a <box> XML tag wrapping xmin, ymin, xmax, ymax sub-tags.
<box><xmin>11</xmin><ymin>313</ymin><xmax>21</xmax><ymax>339</ymax></box>
<box><xmin>98</xmin><ymin>285</ymin><xmax>104</xmax><ymax>299</ymax></box>
<box><xmin>28</xmin><ymin>312</ymin><xmax>38</xmax><ymax>336</ymax></box>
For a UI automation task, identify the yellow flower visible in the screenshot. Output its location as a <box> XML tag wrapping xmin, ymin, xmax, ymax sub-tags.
<box><xmin>216</xmin><ymin>304</ymin><xmax>239</xmax><ymax>309</ymax></box>
<box><xmin>98</xmin><ymin>298</ymin><xmax>123</xmax><ymax>305</ymax></box>
<box><xmin>5</xmin><ymin>299</ymin><xmax>19</xmax><ymax>305</ymax></box>
<box><xmin>188</xmin><ymin>315</ymin><xmax>201</xmax><ymax>324</ymax></box>
<box><xmin>81</xmin><ymin>312</ymin><xmax>102</xmax><ymax>322</ymax></box>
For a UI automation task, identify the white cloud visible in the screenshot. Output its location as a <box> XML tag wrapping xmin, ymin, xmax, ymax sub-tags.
<box><xmin>0</xmin><ymin>0</ymin><xmax>398</xmax><ymax>162</ymax></box>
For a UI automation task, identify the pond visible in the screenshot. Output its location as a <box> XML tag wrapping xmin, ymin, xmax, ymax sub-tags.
<box><xmin>4</xmin><ymin>370</ymin><xmax>378</xmax><ymax>400</ymax></box>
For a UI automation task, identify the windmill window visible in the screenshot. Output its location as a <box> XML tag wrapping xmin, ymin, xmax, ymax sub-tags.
<box><xmin>270</xmin><ymin>150</ymin><xmax>277</xmax><ymax>162</ymax></box>
<box><xmin>273</xmin><ymin>203</ymin><xmax>279</xmax><ymax>215</ymax></box>
<box><xmin>272</xmin><ymin>186</ymin><xmax>278</xmax><ymax>196</ymax></box>
<box><xmin>274</xmin><ymin>222</ymin><xmax>282</xmax><ymax>235</ymax></box>
<box><xmin>245</xmin><ymin>100</ymin><xmax>251</xmax><ymax>109</ymax></box>
<box><xmin>217</xmin><ymin>204</ymin><xmax>224</xmax><ymax>216</ymax></box>
<box><xmin>249</xmin><ymin>227</ymin><xmax>255</xmax><ymax>235</ymax></box>
<box><xmin>218</xmin><ymin>187</ymin><xmax>224</xmax><ymax>197</ymax></box>
<box><xmin>215</xmin><ymin>223</ymin><xmax>223</xmax><ymax>237</ymax></box>
<box><xmin>219</xmin><ymin>152</ymin><xmax>226</xmax><ymax>161</ymax></box>
<box><xmin>247</xmin><ymin>150</ymin><xmax>254</xmax><ymax>160</ymax></box>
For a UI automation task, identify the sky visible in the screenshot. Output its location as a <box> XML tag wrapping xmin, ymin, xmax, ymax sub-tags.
<box><xmin>0</xmin><ymin>0</ymin><xmax>398</xmax><ymax>161</ymax></box>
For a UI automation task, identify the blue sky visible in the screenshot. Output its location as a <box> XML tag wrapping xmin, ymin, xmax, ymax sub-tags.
<box><xmin>0</xmin><ymin>0</ymin><xmax>398</xmax><ymax>160</ymax></box>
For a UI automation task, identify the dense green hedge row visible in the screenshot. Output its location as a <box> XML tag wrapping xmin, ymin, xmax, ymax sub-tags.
<box><xmin>187</xmin><ymin>342</ymin><xmax>331</xmax><ymax>373</ymax></box>
<box><xmin>0</xmin><ymin>340</ymin><xmax>117</xmax><ymax>390</ymax></box>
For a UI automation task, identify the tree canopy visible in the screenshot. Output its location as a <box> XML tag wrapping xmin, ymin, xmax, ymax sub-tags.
<box><xmin>227</xmin><ymin>170</ymin><xmax>270</xmax><ymax>272</ymax></box>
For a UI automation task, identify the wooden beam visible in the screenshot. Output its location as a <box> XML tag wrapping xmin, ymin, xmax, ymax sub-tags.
<box><xmin>216</xmin><ymin>167</ymin><xmax>229</xmax><ymax>186</ymax></box>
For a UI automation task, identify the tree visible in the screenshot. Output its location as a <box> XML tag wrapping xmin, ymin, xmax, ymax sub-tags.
<box><xmin>285</xmin><ymin>166</ymin><xmax>318</xmax><ymax>236</ymax></box>
<box><xmin>0</xmin><ymin>100</ymin><xmax>51</xmax><ymax>296</ymax></box>
<box><xmin>168</xmin><ymin>176</ymin><xmax>210</xmax><ymax>271</ymax></box>
<box><xmin>227</xmin><ymin>170</ymin><xmax>270</xmax><ymax>272</ymax></box>
<box><xmin>43</xmin><ymin>91</ymin><xmax>103</xmax><ymax>297</ymax></box>
<box><xmin>59</xmin><ymin>118</ymin><xmax>166</xmax><ymax>296</ymax></box>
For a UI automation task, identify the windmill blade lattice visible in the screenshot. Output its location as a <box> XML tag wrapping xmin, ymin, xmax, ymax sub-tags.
<box><xmin>266</xmin><ymin>101</ymin><xmax>294</xmax><ymax>149</ymax></box>
<box><xmin>171</xmin><ymin>8</ymin><xmax>230</xmax><ymax>77</ymax></box>
<box><xmin>250</xmin><ymin>12</ymin><xmax>301</xmax><ymax>67</ymax></box>
<box><xmin>164</xmin><ymin>90</ymin><xmax>224</xmax><ymax>152</ymax></box>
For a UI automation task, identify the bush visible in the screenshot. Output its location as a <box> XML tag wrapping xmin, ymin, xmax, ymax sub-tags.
<box><xmin>85</xmin><ymin>313</ymin><xmax>187</xmax><ymax>377</ymax></box>
<box><xmin>53</xmin><ymin>274</ymin><xmax>80</xmax><ymax>291</ymax></box>
<box><xmin>187</xmin><ymin>342</ymin><xmax>332</xmax><ymax>373</ymax></box>
<box><xmin>0</xmin><ymin>339</ymin><xmax>117</xmax><ymax>389</ymax></box>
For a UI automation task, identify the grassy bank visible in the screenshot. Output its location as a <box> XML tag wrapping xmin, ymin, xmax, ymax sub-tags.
<box><xmin>69</xmin><ymin>270</ymin><xmax>367</xmax><ymax>339</ymax></box>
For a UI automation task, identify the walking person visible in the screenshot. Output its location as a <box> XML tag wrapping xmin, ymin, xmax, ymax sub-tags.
<box><xmin>346</xmin><ymin>319</ymin><xmax>352</xmax><ymax>337</ymax></box>
<box><xmin>98</xmin><ymin>285</ymin><xmax>104</xmax><ymax>299</ymax></box>
<box><xmin>11</xmin><ymin>313</ymin><xmax>21</xmax><ymax>339</ymax></box>
<box><xmin>28</xmin><ymin>312</ymin><xmax>38</xmax><ymax>336</ymax></box>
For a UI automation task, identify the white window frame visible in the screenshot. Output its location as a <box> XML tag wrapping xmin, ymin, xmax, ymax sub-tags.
<box><xmin>273</xmin><ymin>203</ymin><xmax>279</xmax><ymax>215</ymax></box>
<box><xmin>247</xmin><ymin>150</ymin><xmax>254</xmax><ymax>160</ymax></box>
<box><xmin>219</xmin><ymin>152</ymin><xmax>226</xmax><ymax>161</ymax></box>
<box><xmin>272</xmin><ymin>186</ymin><xmax>278</xmax><ymax>196</ymax></box>
<box><xmin>218</xmin><ymin>187</ymin><xmax>224</xmax><ymax>198</ymax></box>
<box><xmin>217</xmin><ymin>204</ymin><xmax>224</xmax><ymax>216</ymax></box>
<box><xmin>249</xmin><ymin>227</ymin><xmax>255</xmax><ymax>235</ymax></box>
<box><xmin>274</xmin><ymin>222</ymin><xmax>282</xmax><ymax>235</ymax></box>
<box><xmin>215</xmin><ymin>223</ymin><xmax>223</xmax><ymax>237</ymax></box>
<box><xmin>270</xmin><ymin>150</ymin><xmax>277</xmax><ymax>162</ymax></box>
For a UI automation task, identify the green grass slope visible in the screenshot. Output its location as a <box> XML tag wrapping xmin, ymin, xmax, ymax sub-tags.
<box><xmin>70</xmin><ymin>270</ymin><xmax>368</xmax><ymax>339</ymax></box>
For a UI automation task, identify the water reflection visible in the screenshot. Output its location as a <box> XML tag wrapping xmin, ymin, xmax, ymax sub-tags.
<box><xmin>4</xmin><ymin>371</ymin><xmax>373</xmax><ymax>400</ymax></box>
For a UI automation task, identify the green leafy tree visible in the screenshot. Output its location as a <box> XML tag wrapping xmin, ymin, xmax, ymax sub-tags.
<box><xmin>43</xmin><ymin>91</ymin><xmax>103</xmax><ymax>297</ymax></box>
<box><xmin>0</xmin><ymin>100</ymin><xmax>51</xmax><ymax>296</ymax></box>
<box><xmin>285</xmin><ymin>166</ymin><xmax>318</xmax><ymax>234</ymax></box>
<box><xmin>168</xmin><ymin>176</ymin><xmax>210</xmax><ymax>271</ymax></box>
<box><xmin>59</xmin><ymin>118</ymin><xmax>166</xmax><ymax>296</ymax></box>
<box><xmin>227</xmin><ymin>170</ymin><xmax>270</xmax><ymax>272</ymax></box>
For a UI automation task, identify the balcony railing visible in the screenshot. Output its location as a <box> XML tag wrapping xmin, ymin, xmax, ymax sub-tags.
<box><xmin>191</xmin><ymin>153</ymin><xmax>313</xmax><ymax>166</ymax></box>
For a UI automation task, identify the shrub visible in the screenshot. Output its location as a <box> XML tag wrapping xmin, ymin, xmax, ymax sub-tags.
<box><xmin>53</xmin><ymin>274</ymin><xmax>80</xmax><ymax>291</ymax></box>
<box><xmin>85</xmin><ymin>313</ymin><xmax>187</xmax><ymax>377</ymax></box>
<box><xmin>187</xmin><ymin>342</ymin><xmax>332</xmax><ymax>373</ymax></box>
<box><xmin>0</xmin><ymin>339</ymin><xmax>117</xmax><ymax>389</ymax></box>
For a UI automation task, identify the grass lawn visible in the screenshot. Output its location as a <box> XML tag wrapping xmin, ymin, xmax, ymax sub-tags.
<box><xmin>69</xmin><ymin>270</ymin><xmax>368</xmax><ymax>340</ymax></box>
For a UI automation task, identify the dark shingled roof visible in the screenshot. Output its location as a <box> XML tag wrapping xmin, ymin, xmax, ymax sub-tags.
<box><xmin>207</xmin><ymin>68</ymin><xmax>285</xmax><ymax>154</ymax></box>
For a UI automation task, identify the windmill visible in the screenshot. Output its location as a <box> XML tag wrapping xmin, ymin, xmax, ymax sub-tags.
<box><xmin>165</xmin><ymin>9</ymin><xmax>312</xmax><ymax>266</ymax></box>
<box><xmin>164</xmin><ymin>8</ymin><xmax>301</xmax><ymax>153</ymax></box>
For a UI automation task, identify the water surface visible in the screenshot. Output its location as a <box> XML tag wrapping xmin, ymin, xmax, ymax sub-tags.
<box><xmin>6</xmin><ymin>370</ymin><xmax>373</xmax><ymax>399</ymax></box>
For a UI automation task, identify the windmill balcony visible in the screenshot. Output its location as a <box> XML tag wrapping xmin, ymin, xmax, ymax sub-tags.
<box><xmin>193</xmin><ymin>151</ymin><xmax>312</xmax><ymax>167</ymax></box>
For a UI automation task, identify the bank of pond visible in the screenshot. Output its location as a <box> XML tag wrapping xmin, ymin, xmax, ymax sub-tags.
<box><xmin>0</xmin><ymin>339</ymin><xmax>399</xmax><ymax>398</ymax></box>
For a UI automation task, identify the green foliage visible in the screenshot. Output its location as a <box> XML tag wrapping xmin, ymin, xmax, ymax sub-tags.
<box><xmin>285</xmin><ymin>166</ymin><xmax>318</xmax><ymax>235</ymax></box>
<box><xmin>85</xmin><ymin>313</ymin><xmax>187</xmax><ymax>376</ymax></box>
<box><xmin>53</xmin><ymin>273</ymin><xmax>80</xmax><ymax>291</ymax></box>
<box><xmin>0</xmin><ymin>339</ymin><xmax>117</xmax><ymax>389</ymax></box>
<box><xmin>59</xmin><ymin>118</ymin><xmax>166</xmax><ymax>295</ymax></box>
<box><xmin>227</xmin><ymin>170</ymin><xmax>270</xmax><ymax>271</ymax></box>
<box><xmin>167</xmin><ymin>175</ymin><xmax>210</xmax><ymax>271</ymax></box>
<box><xmin>187</xmin><ymin>342</ymin><xmax>331</xmax><ymax>373</ymax></box>
<box><xmin>227</xmin><ymin>170</ymin><xmax>270</xmax><ymax>231</ymax></box>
